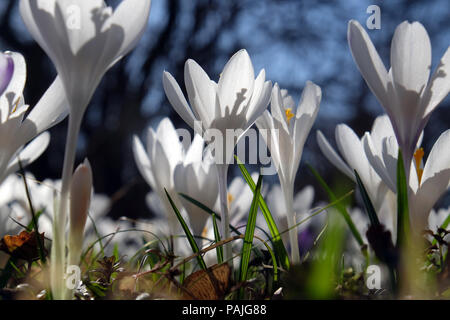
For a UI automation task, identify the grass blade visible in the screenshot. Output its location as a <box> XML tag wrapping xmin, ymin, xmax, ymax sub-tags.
<box><xmin>306</xmin><ymin>211</ymin><xmax>346</xmax><ymax>299</ymax></box>
<box><xmin>396</xmin><ymin>150</ymin><xmax>410</xmax><ymax>248</ymax></box>
<box><xmin>164</xmin><ymin>188</ymin><xmax>207</xmax><ymax>270</ymax></box>
<box><xmin>179</xmin><ymin>193</ymin><xmax>242</xmax><ymax>236</ymax></box>
<box><xmin>307</xmin><ymin>164</ymin><xmax>365</xmax><ymax>247</ymax></box>
<box><xmin>235</xmin><ymin>156</ymin><xmax>290</xmax><ymax>271</ymax></box>
<box><xmin>212</xmin><ymin>213</ymin><xmax>223</xmax><ymax>264</ymax></box>
<box><xmin>18</xmin><ymin>161</ymin><xmax>46</xmax><ymax>264</ymax></box>
<box><xmin>354</xmin><ymin>170</ymin><xmax>380</xmax><ymax>227</ymax></box>
<box><xmin>239</xmin><ymin>175</ymin><xmax>262</xmax><ymax>298</ymax></box>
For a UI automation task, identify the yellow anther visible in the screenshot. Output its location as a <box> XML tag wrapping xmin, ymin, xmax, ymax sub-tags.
<box><xmin>227</xmin><ymin>193</ymin><xmax>234</xmax><ymax>205</ymax></box>
<box><xmin>285</xmin><ymin>108</ymin><xmax>294</xmax><ymax>125</ymax></box>
<box><xmin>201</xmin><ymin>226</ymin><xmax>208</xmax><ymax>238</ymax></box>
<box><xmin>414</xmin><ymin>148</ymin><xmax>424</xmax><ymax>184</ymax></box>
<box><xmin>11</xmin><ymin>98</ymin><xmax>20</xmax><ymax>114</ymax></box>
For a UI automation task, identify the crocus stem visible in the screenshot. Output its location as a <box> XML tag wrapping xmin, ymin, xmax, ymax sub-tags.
<box><xmin>216</xmin><ymin>163</ymin><xmax>231</xmax><ymax>263</ymax></box>
<box><xmin>51</xmin><ymin>114</ymin><xmax>82</xmax><ymax>300</ymax></box>
<box><xmin>281</xmin><ymin>182</ymin><xmax>300</xmax><ymax>264</ymax></box>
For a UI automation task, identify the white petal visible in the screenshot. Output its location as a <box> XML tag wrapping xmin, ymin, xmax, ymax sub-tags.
<box><xmin>156</xmin><ymin>118</ymin><xmax>183</xmax><ymax>170</ymax></box>
<box><xmin>3</xmin><ymin>132</ymin><xmax>50</xmax><ymax>181</ymax></box>
<box><xmin>162</xmin><ymin>71</ymin><xmax>197</xmax><ymax>129</ymax></box>
<box><xmin>218</xmin><ymin>49</ymin><xmax>254</xmax><ymax>114</ymax></box>
<box><xmin>347</xmin><ymin>20</ymin><xmax>389</xmax><ymax>108</ymax></box>
<box><xmin>245</xmin><ymin>69</ymin><xmax>270</xmax><ymax>121</ymax></box>
<box><xmin>370</xmin><ymin>114</ymin><xmax>395</xmax><ymax>152</ymax></box>
<box><xmin>20</xmin><ymin>76</ymin><xmax>69</xmax><ymax>145</ymax></box>
<box><xmin>421</xmin><ymin>129</ymin><xmax>450</xmax><ymax>189</ymax></box>
<box><xmin>19</xmin><ymin>0</ymin><xmax>66</xmax><ymax>67</ymax></box>
<box><xmin>293</xmin><ymin>185</ymin><xmax>314</xmax><ymax>214</ymax></box>
<box><xmin>391</xmin><ymin>21</ymin><xmax>431</xmax><ymax>95</ymax></box>
<box><xmin>110</xmin><ymin>0</ymin><xmax>151</xmax><ymax>60</ymax></box>
<box><xmin>256</xmin><ymin>111</ymin><xmax>282</xmax><ymax>180</ymax></box>
<box><xmin>184</xmin><ymin>59</ymin><xmax>216</xmax><ymax>127</ymax></box>
<box><xmin>151</xmin><ymin>140</ymin><xmax>173</xmax><ymax>191</ymax></box>
<box><xmin>245</xmin><ymin>78</ymin><xmax>272</xmax><ymax>127</ymax></box>
<box><xmin>410</xmin><ymin>130</ymin><xmax>450</xmax><ymax>229</ymax></box>
<box><xmin>132</xmin><ymin>135</ymin><xmax>155</xmax><ymax>188</ymax></box>
<box><xmin>363</xmin><ymin>133</ymin><xmax>396</xmax><ymax>192</ymax></box>
<box><xmin>421</xmin><ymin>47</ymin><xmax>450</xmax><ymax>117</ymax></box>
<box><xmin>184</xmin><ymin>134</ymin><xmax>204</xmax><ymax>164</ymax></box>
<box><xmin>0</xmin><ymin>52</ymin><xmax>26</xmax><ymax>117</ymax></box>
<box><xmin>295</xmin><ymin>81</ymin><xmax>322</xmax><ymax>119</ymax></box>
<box><xmin>335</xmin><ymin>124</ymin><xmax>381</xmax><ymax>202</ymax></box>
<box><xmin>270</xmin><ymin>83</ymin><xmax>286</xmax><ymax>126</ymax></box>
<box><xmin>316</xmin><ymin>130</ymin><xmax>353</xmax><ymax>179</ymax></box>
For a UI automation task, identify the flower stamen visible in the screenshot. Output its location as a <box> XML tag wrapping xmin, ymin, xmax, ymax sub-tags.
<box><xmin>227</xmin><ymin>193</ymin><xmax>234</xmax><ymax>206</ymax></box>
<box><xmin>285</xmin><ymin>108</ymin><xmax>294</xmax><ymax>125</ymax></box>
<box><xmin>414</xmin><ymin>148</ymin><xmax>424</xmax><ymax>184</ymax></box>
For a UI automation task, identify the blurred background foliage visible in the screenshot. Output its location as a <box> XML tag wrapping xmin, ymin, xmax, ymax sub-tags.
<box><xmin>0</xmin><ymin>0</ymin><xmax>448</xmax><ymax>220</ymax></box>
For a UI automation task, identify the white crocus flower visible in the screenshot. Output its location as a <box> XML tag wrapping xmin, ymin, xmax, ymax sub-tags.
<box><xmin>174</xmin><ymin>135</ymin><xmax>219</xmax><ymax>248</ymax></box>
<box><xmin>163</xmin><ymin>49</ymin><xmax>272</xmax><ymax>261</ymax></box>
<box><xmin>256</xmin><ymin>82</ymin><xmax>321</xmax><ymax>264</ymax></box>
<box><xmin>0</xmin><ymin>51</ymin><xmax>68</xmax><ymax>182</ymax></box>
<box><xmin>132</xmin><ymin>118</ymin><xmax>185</xmax><ymax>239</ymax></box>
<box><xmin>134</xmin><ymin>118</ymin><xmax>218</xmax><ymax>256</ymax></box>
<box><xmin>317</xmin><ymin>116</ymin><xmax>394</xmax><ymax>213</ymax></box>
<box><xmin>20</xmin><ymin>0</ymin><xmax>151</xmax><ymax>118</ymax></box>
<box><xmin>364</xmin><ymin>119</ymin><xmax>450</xmax><ymax>232</ymax></box>
<box><xmin>348</xmin><ymin>20</ymin><xmax>450</xmax><ymax>176</ymax></box>
<box><xmin>20</xmin><ymin>1</ymin><xmax>151</xmax><ymax>298</ymax></box>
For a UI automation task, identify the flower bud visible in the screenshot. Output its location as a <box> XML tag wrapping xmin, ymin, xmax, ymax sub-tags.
<box><xmin>68</xmin><ymin>158</ymin><xmax>93</xmax><ymax>266</ymax></box>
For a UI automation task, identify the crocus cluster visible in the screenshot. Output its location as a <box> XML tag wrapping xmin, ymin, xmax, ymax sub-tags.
<box><xmin>0</xmin><ymin>0</ymin><xmax>448</xmax><ymax>301</ymax></box>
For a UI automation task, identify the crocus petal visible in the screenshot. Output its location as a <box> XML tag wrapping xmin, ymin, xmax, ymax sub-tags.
<box><xmin>109</xmin><ymin>0</ymin><xmax>151</xmax><ymax>61</ymax></box>
<box><xmin>3</xmin><ymin>132</ymin><xmax>50</xmax><ymax>181</ymax></box>
<box><xmin>256</xmin><ymin>111</ymin><xmax>282</xmax><ymax>178</ymax></box>
<box><xmin>245</xmin><ymin>69</ymin><xmax>271</xmax><ymax>124</ymax></box>
<box><xmin>316</xmin><ymin>130</ymin><xmax>354</xmax><ymax>179</ymax></box>
<box><xmin>162</xmin><ymin>71</ymin><xmax>197</xmax><ymax>129</ymax></box>
<box><xmin>292</xmin><ymin>82</ymin><xmax>321</xmax><ymax>173</ymax></box>
<box><xmin>156</xmin><ymin>118</ymin><xmax>183</xmax><ymax>170</ymax></box>
<box><xmin>19</xmin><ymin>0</ymin><xmax>66</xmax><ymax>67</ymax></box>
<box><xmin>184</xmin><ymin>59</ymin><xmax>216</xmax><ymax>127</ymax></box>
<box><xmin>270</xmin><ymin>83</ymin><xmax>286</xmax><ymax>126</ymax></box>
<box><xmin>421</xmin><ymin>47</ymin><xmax>450</xmax><ymax>117</ymax></box>
<box><xmin>391</xmin><ymin>21</ymin><xmax>431</xmax><ymax>95</ymax></box>
<box><xmin>293</xmin><ymin>185</ymin><xmax>314</xmax><ymax>213</ymax></box>
<box><xmin>132</xmin><ymin>135</ymin><xmax>155</xmax><ymax>188</ymax></box>
<box><xmin>347</xmin><ymin>20</ymin><xmax>389</xmax><ymax>108</ymax></box>
<box><xmin>420</xmin><ymin>129</ymin><xmax>450</xmax><ymax>189</ymax></box>
<box><xmin>363</xmin><ymin>133</ymin><xmax>396</xmax><ymax>192</ymax></box>
<box><xmin>410</xmin><ymin>130</ymin><xmax>450</xmax><ymax>229</ymax></box>
<box><xmin>336</xmin><ymin>124</ymin><xmax>382</xmax><ymax>202</ymax></box>
<box><xmin>369</xmin><ymin>114</ymin><xmax>396</xmax><ymax>153</ymax></box>
<box><xmin>151</xmin><ymin>140</ymin><xmax>173</xmax><ymax>190</ymax></box>
<box><xmin>0</xmin><ymin>53</ymin><xmax>14</xmax><ymax>96</ymax></box>
<box><xmin>20</xmin><ymin>76</ymin><xmax>69</xmax><ymax>145</ymax></box>
<box><xmin>184</xmin><ymin>134</ymin><xmax>204</xmax><ymax>164</ymax></box>
<box><xmin>218</xmin><ymin>49</ymin><xmax>254</xmax><ymax>114</ymax></box>
<box><xmin>0</xmin><ymin>52</ymin><xmax>26</xmax><ymax>118</ymax></box>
